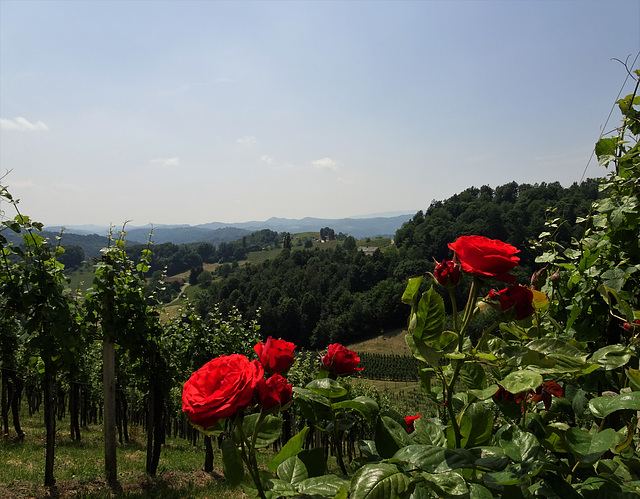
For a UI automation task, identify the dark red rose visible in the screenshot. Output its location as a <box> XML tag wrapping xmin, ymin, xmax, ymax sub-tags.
<box><xmin>254</xmin><ymin>337</ymin><xmax>296</xmax><ymax>375</ymax></box>
<box><xmin>182</xmin><ymin>354</ymin><xmax>263</xmax><ymax>429</ymax></box>
<box><xmin>496</xmin><ymin>285</ymin><xmax>535</xmax><ymax>320</ymax></box>
<box><xmin>531</xmin><ymin>381</ymin><xmax>563</xmax><ymax>410</ymax></box>
<box><xmin>322</xmin><ymin>344</ymin><xmax>363</xmax><ymax>375</ymax></box>
<box><xmin>493</xmin><ymin>386</ymin><xmax>527</xmax><ymax>404</ymax></box>
<box><xmin>404</xmin><ymin>414</ymin><xmax>422</xmax><ymax>433</ymax></box>
<box><xmin>623</xmin><ymin>319</ymin><xmax>640</xmax><ymax>332</ymax></box>
<box><xmin>447</xmin><ymin>235</ymin><xmax>520</xmax><ymax>283</ymax></box>
<box><xmin>434</xmin><ymin>260</ymin><xmax>461</xmax><ymax>288</ymax></box>
<box><xmin>256</xmin><ymin>374</ymin><xmax>293</xmax><ymax>410</ymax></box>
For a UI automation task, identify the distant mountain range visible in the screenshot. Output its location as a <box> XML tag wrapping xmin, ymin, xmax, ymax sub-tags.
<box><xmin>44</xmin><ymin>213</ymin><xmax>416</xmax><ymax>246</ymax></box>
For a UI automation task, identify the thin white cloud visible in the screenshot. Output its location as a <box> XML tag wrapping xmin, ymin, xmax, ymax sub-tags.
<box><xmin>261</xmin><ymin>155</ymin><xmax>274</xmax><ymax>164</ymax></box>
<box><xmin>154</xmin><ymin>84</ymin><xmax>191</xmax><ymax>97</ymax></box>
<box><xmin>236</xmin><ymin>136</ymin><xmax>257</xmax><ymax>145</ymax></box>
<box><xmin>150</xmin><ymin>157</ymin><xmax>180</xmax><ymax>167</ymax></box>
<box><xmin>312</xmin><ymin>157</ymin><xmax>339</xmax><ymax>171</ymax></box>
<box><xmin>0</xmin><ymin>117</ymin><xmax>49</xmax><ymax>131</ymax></box>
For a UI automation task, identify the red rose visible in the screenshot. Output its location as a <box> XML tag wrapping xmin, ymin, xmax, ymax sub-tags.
<box><xmin>493</xmin><ymin>386</ymin><xmax>527</xmax><ymax>404</ymax></box>
<box><xmin>496</xmin><ymin>285</ymin><xmax>535</xmax><ymax>320</ymax></box>
<box><xmin>531</xmin><ymin>381</ymin><xmax>563</xmax><ymax>410</ymax></box>
<box><xmin>434</xmin><ymin>260</ymin><xmax>461</xmax><ymax>288</ymax></box>
<box><xmin>322</xmin><ymin>344</ymin><xmax>363</xmax><ymax>375</ymax></box>
<box><xmin>182</xmin><ymin>354</ymin><xmax>263</xmax><ymax>428</ymax></box>
<box><xmin>254</xmin><ymin>337</ymin><xmax>296</xmax><ymax>375</ymax></box>
<box><xmin>256</xmin><ymin>374</ymin><xmax>293</xmax><ymax>410</ymax></box>
<box><xmin>447</xmin><ymin>235</ymin><xmax>520</xmax><ymax>283</ymax></box>
<box><xmin>404</xmin><ymin>414</ymin><xmax>422</xmax><ymax>433</ymax></box>
<box><xmin>623</xmin><ymin>319</ymin><xmax>640</xmax><ymax>332</ymax></box>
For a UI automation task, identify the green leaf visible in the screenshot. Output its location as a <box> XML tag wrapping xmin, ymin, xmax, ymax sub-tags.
<box><xmin>405</xmin><ymin>333</ymin><xmax>442</xmax><ymax>368</ymax></box>
<box><xmin>565</xmin><ymin>428</ymin><xmax>622</xmax><ymax>465</ymax></box>
<box><xmin>468</xmin><ymin>384</ymin><xmax>500</xmax><ymax>400</ymax></box>
<box><xmin>375</xmin><ymin>416</ymin><xmax>412</xmax><ymax>458</ymax></box>
<box><xmin>306</xmin><ymin>378</ymin><xmax>348</xmax><ymax>399</ymax></box>
<box><xmin>500</xmin><ymin>370</ymin><xmax>543</xmax><ymax>394</ymax></box>
<box><xmin>296</xmin><ymin>476</ymin><xmax>351</xmax><ymax>496</ymax></box>
<box><xmin>221</xmin><ymin>438</ymin><xmax>244</xmax><ymax>486</ymax></box>
<box><xmin>293</xmin><ymin>387</ymin><xmax>331</xmax><ymax>422</ymax></box>
<box><xmin>498</xmin><ymin>425</ymin><xmax>540</xmax><ymax>463</ymax></box>
<box><xmin>277</xmin><ymin>456</ymin><xmax>308</xmax><ymax>484</ymax></box>
<box><xmin>460</xmin><ymin>362</ymin><xmax>486</xmax><ymax>390</ymax></box>
<box><xmin>422</xmin><ymin>471</ymin><xmax>468</xmax><ymax>497</ymax></box>
<box><xmin>595</xmin><ymin>136</ymin><xmax>618</xmax><ymax>166</ymax></box>
<box><xmin>261</xmin><ymin>478</ymin><xmax>297</xmax><ymax>496</ymax></box>
<box><xmin>353</xmin><ymin>396</ymin><xmax>379</xmax><ymax>419</ymax></box>
<box><xmin>588</xmin><ymin>392</ymin><xmax>640</xmax><ymax>419</ymax></box>
<box><xmin>412</xmin><ymin>417</ymin><xmax>446</xmax><ymax>447</ymax></box>
<box><xmin>332</xmin><ymin>399</ymin><xmax>372</xmax><ymax>418</ymax></box>
<box><xmin>22</xmin><ymin>232</ymin><xmax>43</xmax><ymax>247</ymax></box>
<box><xmin>358</xmin><ymin>440</ymin><xmax>378</xmax><ymax>458</ymax></box>
<box><xmin>591</xmin><ymin>344</ymin><xmax>631</xmax><ymax>370</ymax></box>
<box><xmin>298</xmin><ymin>447</ymin><xmax>327</xmax><ymax>477</ymax></box>
<box><xmin>393</xmin><ymin>445</ymin><xmax>475</xmax><ymax>472</ymax></box>
<box><xmin>463</xmin><ymin>403</ymin><xmax>494</xmax><ymax>448</ymax></box>
<box><xmin>626</xmin><ymin>368</ymin><xmax>640</xmax><ymax>391</ymax></box>
<box><xmin>242</xmin><ymin>413</ymin><xmax>283</xmax><ymax>449</ymax></box>
<box><xmin>402</xmin><ymin>276</ymin><xmax>424</xmax><ymax>306</ymax></box>
<box><xmin>350</xmin><ymin>463</ymin><xmax>412</xmax><ymax>499</ymax></box>
<box><xmin>269</xmin><ymin>426</ymin><xmax>310</xmax><ymax>472</ymax></box>
<box><xmin>412</xmin><ymin>286</ymin><xmax>445</xmax><ymax>341</ymax></box>
<box><xmin>468</xmin><ymin>483</ymin><xmax>494</xmax><ymax>499</ymax></box>
<box><xmin>600</xmin><ymin>268</ymin><xmax>627</xmax><ymax>293</ymax></box>
<box><xmin>470</xmin><ymin>447</ymin><xmax>509</xmax><ymax>471</ymax></box>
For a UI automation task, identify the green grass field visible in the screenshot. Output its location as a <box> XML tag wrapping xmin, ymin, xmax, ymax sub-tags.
<box><xmin>0</xmin><ymin>411</ymin><xmax>242</xmax><ymax>499</ymax></box>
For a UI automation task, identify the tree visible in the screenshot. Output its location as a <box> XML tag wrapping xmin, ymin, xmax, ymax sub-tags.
<box><xmin>57</xmin><ymin>244</ymin><xmax>85</xmax><ymax>269</ymax></box>
<box><xmin>343</xmin><ymin>235</ymin><xmax>357</xmax><ymax>250</ymax></box>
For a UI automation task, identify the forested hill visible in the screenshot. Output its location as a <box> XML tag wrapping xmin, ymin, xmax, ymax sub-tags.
<box><xmin>194</xmin><ymin>179</ymin><xmax>601</xmax><ymax>349</ymax></box>
<box><xmin>395</xmin><ymin>180</ymin><xmax>600</xmax><ymax>269</ymax></box>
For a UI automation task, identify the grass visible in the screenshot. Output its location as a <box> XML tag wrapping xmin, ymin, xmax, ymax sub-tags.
<box><xmin>347</xmin><ymin>328</ymin><xmax>411</xmax><ymax>356</ymax></box>
<box><xmin>1</xmin><ymin>411</ymin><xmax>243</xmax><ymax>499</ymax></box>
<box><xmin>245</xmin><ymin>248</ymin><xmax>282</xmax><ymax>264</ymax></box>
<box><xmin>66</xmin><ymin>263</ymin><xmax>96</xmax><ymax>294</ymax></box>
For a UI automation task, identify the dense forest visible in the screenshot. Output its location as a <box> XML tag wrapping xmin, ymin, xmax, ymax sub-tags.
<box><xmin>193</xmin><ymin>179</ymin><xmax>600</xmax><ymax>348</ymax></box>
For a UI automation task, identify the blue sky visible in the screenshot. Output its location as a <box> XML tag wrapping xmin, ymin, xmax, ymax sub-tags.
<box><xmin>1</xmin><ymin>0</ymin><xmax>639</xmax><ymax>226</ymax></box>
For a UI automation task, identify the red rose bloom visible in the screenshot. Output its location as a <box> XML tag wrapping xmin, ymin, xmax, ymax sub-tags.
<box><xmin>434</xmin><ymin>260</ymin><xmax>461</xmax><ymax>288</ymax></box>
<box><xmin>182</xmin><ymin>354</ymin><xmax>263</xmax><ymax>429</ymax></box>
<box><xmin>256</xmin><ymin>374</ymin><xmax>293</xmax><ymax>410</ymax></box>
<box><xmin>404</xmin><ymin>414</ymin><xmax>422</xmax><ymax>433</ymax></box>
<box><xmin>493</xmin><ymin>386</ymin><xmax>527</xmax><ymax>404</ymax></box>
<box><xmin>322</xmin><ymin>344</ymin><xmax>363</xmax><ymax>375</ymax></box>
<box><xmin>531</xmin><ymin>381</ymin><xmax>563</xmax><ymax>410</ymax></box>
<box><xmin>447</xmin><ymin>235</ymin><xmax>520</xmax><ymax>283</ymax></box>
<box><xmin>254</xmin><ymin>337</ymin><xmax>296</xmax><ymax>375</ymax></box>
<box><xmin>496</xmin><ymin>285</ymin><xmax>535</xmax><ymax>320</ymax></box>
<box><xmin>623</xmin><ymin>319</ymin><xmax>640</xmax><ymax>332</ymax></box>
